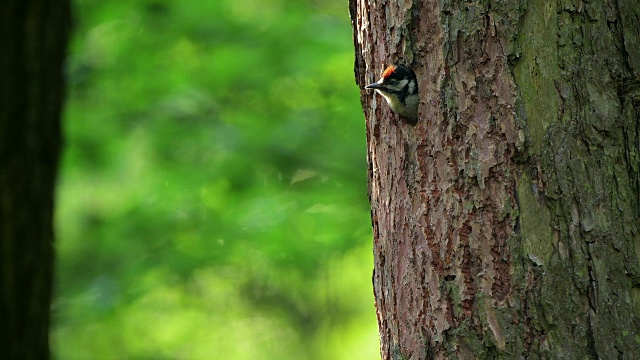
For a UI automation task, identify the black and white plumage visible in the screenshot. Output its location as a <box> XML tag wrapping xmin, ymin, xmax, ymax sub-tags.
<box><xmin>365</xmin><ymin>64</ymin><xmax>419</xmax><ymax>124</ymax></box>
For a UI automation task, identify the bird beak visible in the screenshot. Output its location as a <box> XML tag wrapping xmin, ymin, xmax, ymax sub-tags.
<box><xmin>365</xmin><ymin>81</ymin><xmax>383</xmax><ymax>90</ymax></box>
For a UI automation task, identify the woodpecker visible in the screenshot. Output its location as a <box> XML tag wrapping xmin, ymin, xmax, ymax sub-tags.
<box><xmin>365</xmin><ymin>64</ymin><xmax>419</xmax><ymax>124</ymax></box>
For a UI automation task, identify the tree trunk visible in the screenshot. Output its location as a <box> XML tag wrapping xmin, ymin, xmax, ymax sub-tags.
<box><xmin>0</xmin><ymin>1</ymin><xmax>70</xmax><ymax>358</ymax></box>
<box><xmin>350</xmin><ymin>0</ymin><xmax>640</xmax><ymax>358</ymax></box>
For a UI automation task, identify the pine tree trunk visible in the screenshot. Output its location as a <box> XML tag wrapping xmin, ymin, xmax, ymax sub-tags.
<box><xmin>350</xmin><ymin>0</ymin><xmax>640</xmax><ymax>358</ymax></box>
<box><xmin>0</xmin><ymin>1</ymin><xmax>70</xmax><ymax>358</ymax></box>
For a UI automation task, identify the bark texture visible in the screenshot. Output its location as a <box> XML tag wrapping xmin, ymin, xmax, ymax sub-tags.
<box><xmin>0</xmin><ymin>1</ymin><xmax>70</xmax><ymax>359</ymax></box>
<box><xmin>350</xmin><ymin>0</ymin><xmax>640</xmax><ymax>358</ymax></box>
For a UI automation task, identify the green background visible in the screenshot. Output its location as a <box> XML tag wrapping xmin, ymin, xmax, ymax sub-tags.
<box><xmin>53</xmin><ymin>0</ymin><xmax>377</xmax><ymax>359</ymax></box>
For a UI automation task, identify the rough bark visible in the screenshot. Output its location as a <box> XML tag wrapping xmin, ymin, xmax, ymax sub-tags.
<box><xmin>350</xmin><ymin>0</ymin><xmax>640</xmax><ymax>358</ymax></box>
<box><xmin>0</xmin><ymin>1</ymin><xmax>70</xmax><ymax>358</ymax></box>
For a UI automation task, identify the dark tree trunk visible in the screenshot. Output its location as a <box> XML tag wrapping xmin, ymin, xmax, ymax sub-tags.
<box><xmin>350</xmin><ymin>0</ymin><xmax>640</xmax><ymax>358</ymax></box>
<box><xmin>0</xmin><ymin>1</ymin><xmax>70</xmax><ymax>358</ymax></box>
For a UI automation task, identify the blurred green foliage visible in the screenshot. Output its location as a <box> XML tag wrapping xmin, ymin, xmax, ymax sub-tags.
<box><xmin>53</xmin><ymin>0</ymin><xmax>377</xmax><ymax>359</ymax></box>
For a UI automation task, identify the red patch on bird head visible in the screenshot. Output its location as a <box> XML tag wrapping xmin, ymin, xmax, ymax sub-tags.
<box><xmin>381</xmin><ymin>65</ymin><xmax>397</xmax><ymax>79</ymax></box>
